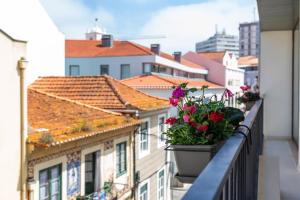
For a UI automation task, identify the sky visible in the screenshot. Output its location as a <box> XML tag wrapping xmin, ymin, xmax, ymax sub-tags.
<box><xmin>40</xmin><ymin>0</ymin><xmax>258</xmax><ymax>53</ymax></box>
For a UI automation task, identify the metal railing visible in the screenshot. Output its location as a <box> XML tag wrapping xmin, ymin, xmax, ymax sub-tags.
<box><xmin>182</xmin><ymin>99</ymin><xmax>263</xmax><ymax>200</ymax></box>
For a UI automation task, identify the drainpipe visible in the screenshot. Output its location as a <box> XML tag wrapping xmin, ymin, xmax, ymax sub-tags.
<box><xmin>132</xmin><ymin>110</ymin><xmax>140</xmax><ymax>200</ymax></box>
<box><xmin>18</xmin><ymin>57</ymin><xmax>28</xmax><ymax>200</ymax></box>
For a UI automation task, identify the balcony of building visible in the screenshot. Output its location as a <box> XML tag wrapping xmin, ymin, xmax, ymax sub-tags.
<box><xmin>170</xmin><ymin>100</ymin><xmax>300</xmax><ymax>200</ymax></box>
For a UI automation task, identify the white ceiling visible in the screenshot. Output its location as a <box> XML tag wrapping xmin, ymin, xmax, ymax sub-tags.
<box><xmin>257</xmin><ymin>0</ymin><xmax>297</xmax><ymax>31</ymax></box>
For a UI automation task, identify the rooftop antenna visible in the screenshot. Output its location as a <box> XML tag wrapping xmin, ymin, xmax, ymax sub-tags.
<box><xmin>215</xmin><ymin>24</ymin><xmax>218</xmax><ymax>34</ymax></box>
<box><xmin>253</xmin><ymin>7</ymin><xmax>256</xmax><ymax>22</ymax></box>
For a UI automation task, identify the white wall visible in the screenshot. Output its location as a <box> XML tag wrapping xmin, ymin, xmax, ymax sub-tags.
<box><xmin>0</xmin><ymin>0</ymin><xmax>65</xmax><ymax>86</ymax></box>
<box><xmin>260</xmin><ymin>31</ymin><xmax>293</xmax><ymax>138</ymax></box>
<box><xmin>225</xmin><ymin>67</ymin><xmax>245</xmax><ymax>93</ymax></box>
<box><xmin>0</xmin><ymin>31</ymin><xmax>26</xmax><ymax>200</ymax></box>
<box><xmin>65</xmin><ymin>55</ymin><xmax>154</xmax><ymax>79</ymax></box>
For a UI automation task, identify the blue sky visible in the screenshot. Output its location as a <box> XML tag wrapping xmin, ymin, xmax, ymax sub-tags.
<box><xmin>40</xmin><ymin>0</ymin><xmax>258</xmax><ymax>53</ymax></box>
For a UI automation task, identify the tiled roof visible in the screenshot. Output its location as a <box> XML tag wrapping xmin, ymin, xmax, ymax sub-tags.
<box><xmin>121</xmin><ymin>74</ymin><xmax>224</xmax><ymax>89</ymax></box>
<box><xmin>65</xmin><ymin>40</ymin><xmax>206</xmax><ymax>70</ymax></box>
<box><xmin>238</xmin><ymin>56</ymin><xmax>258</xmax><ymax>66</ymax></box>
<box><xmin>28</xmin><ymin>88</ymin><xmax>140</xmax><ymax>147</ymax></box>
<box><xmin>197</xmin><ymin>51</ymin><xmax>225</xmax><ymax>63</ymax></box>
<box><xmin>29</xmin><ymin>75</ymin><xmax>170</xmax><ymax>111</ymax></box>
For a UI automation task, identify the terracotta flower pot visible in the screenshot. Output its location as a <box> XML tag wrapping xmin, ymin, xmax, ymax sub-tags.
<box><xmin>171</xmin><ymin>142</ymin><xmax>223</xmax><ymax>180</ymax></box>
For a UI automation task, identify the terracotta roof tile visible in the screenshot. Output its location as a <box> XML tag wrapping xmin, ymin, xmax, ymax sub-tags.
<box><xmin>197</xmin><ymin>51</ymin><xmax>225</xmax><ymax>63</ymax></box>
<box><xmin>121</xmin><ymin>74</ymin><xmax>224</xmax><ymax>89</ymax></box>
<box><xmin>29</xmin><ymin>76</ymin><xmax>170</xmax><ymax>111</ymax></box>
<box><xmin>238</xmin><ymin>56</ymin><xmax>258</xmax><ymax>66</ymax></box>
<box><xmin>65</xmin><ymin>40</ymin><xmax>205</xmax><ymax>70</ymax></box>
<box><xmin>28</xmin><ymin>88</ymin><xmax>140</xmax><ymax>147</ymax></box>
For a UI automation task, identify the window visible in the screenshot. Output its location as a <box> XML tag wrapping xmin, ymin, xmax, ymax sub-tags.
<box><xmin>116</xmin><ymin>142</ymin><xmax>127</xmax><ymax>177</ymax></box>
<box><xmin>120</xmin><ymin>64</ymin><xmax>130</xmax><ymax>79</ymax></box>
<box><xmin>158</xmin><ymin>115</ymin><xmax>166</xmax><ymax>147</ymax></box>
<box><xmin>157</xmin><ymin>169</ymin><xmax>165</xmax><ymax>200</ymax></box>
<box><xmin>139</xmin><ymin>180</ymin><xmax>149</xmax><ymax>200</ymax></box>
<box><xmin>69</xmin><ymin>65</ymin><xmax>80</xmax><ymax>76</ymax></box>
<box><xmin>139</xmin><ymin>120</ymin><xmax>150</xmax><ymax>158</ymax></box>
<box><xmin>100</xmin><ymin>65</ymin><xmax>109</xmax><ymax>75</ymax></box>
<box><xmin>85</xmin><ymin>151</ymin><xmax>101</xmax><ymax>195</ymax></box>
<box><xmin>39</xmin><ymin>164</ymin><xmax>61</xmax><ymax>200</ymax></box>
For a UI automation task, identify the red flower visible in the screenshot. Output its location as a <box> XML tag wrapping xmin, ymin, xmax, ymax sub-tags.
<box><xmin>198</xmin><ymin>124</ymin><xmax>209</xmax><ymax>132</ymax></box>
<box><xmin>209</xmin><ymin>112</ymin><xmax>224</xmax><ymax>123</ymax></box>
<box><xmin>240</xmin><ymin>85</ymin><xmax>250</xmax><ymax>92</ymax></box>
<box><xmin>169</xmin><ymin>97</ymin><xmax>179</xmax><ymax>106</ymax></box>
<box><xmin>190</xmin><ymin>122</ymin><xmax>197</xmax><ymax>128</ymax></box>
<box><xmin>165</xmin><ymin>117</ymin><xmax>177</xmax><ymax>125</ymax></box>
<box><xmin>224</xmin><ymin>88</ymin><xmax>234</xmax><ymax>98</ymax></box>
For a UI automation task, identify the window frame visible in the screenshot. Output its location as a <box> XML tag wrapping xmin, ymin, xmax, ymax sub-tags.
<box><xmin>139</xmin><ymin>118</ymin><xmax>151</xmax><ymax>159</ymax></box>
<box><xmin>100</xmin><ymin>64</ymin><xmax>109</xmax><ymax>75</ymax></box>
<box><xmin>138</xmin><ymin>179</ymin><xmax>150</xmax><ymax>200</ymax></box>
<box><xmin>39</xmin><ymin>164</ymin><xmax>62</xmax><ymax>200</ymax></box>
<box><xmin>69</xmin><ymin>65</ymin><xmax>80</xmax><ymax>76</ymax></box>
<box><xmin>157</xmin><ymin>168</ymin><xmax>166</xmax><ymax>200</ymax></box>
<box><xmin>157</xmin><ymin>114</ymin><xmax>167</xmax><ymax>148</ymax></box>
<box><xmin>116</xmin><ymin>141</ymin><xmax>127</xmax><ymax>177</ymax></box>
<box><xmin>120</xmin><ymin>64</ymin><xmax>130</xmax><ymax>79</ymax></box>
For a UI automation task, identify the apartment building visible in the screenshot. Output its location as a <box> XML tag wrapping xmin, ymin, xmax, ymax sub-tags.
<box><xmin>30</xmin><ymin>76</ymin><xmax>171</xmax><ymax>200</ymax></box>
<box><xmin>239</xmin><ymin>22</ymin><xmax>260</xmax><ymax>57</ymax></box>
<box><xmin>65</xmin><ymin>35</ymin><xmax>208</xmax><ymax>80</ymax></box>
<box><xmin>27</xmin><ymin>88</ymin><xmax>140</xmax><ymax>199</ymax></box>
<box><xmin>183</xmin><ymin>51</ymin><xmax>244</xmax><ymax>93</ymax></box>
<box><xmin>195</xmin><ymin>31</ymin><xmax>239</xmax><ymax>57</ymax></box>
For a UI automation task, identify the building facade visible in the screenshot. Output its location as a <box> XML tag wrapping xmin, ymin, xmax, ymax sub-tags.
<box><xmin>65</xmin><ymin>36</ymin><xmax>208</xmax><ymax>81</ymax></box>
<box><xmin>195</xmin><ymin>31</ymin><xmax>239</xmax><ymax>57</ymax></box>
<box><xmin>239</xmin><ymin>22</ymin><xmax>260</xmax><ymax>57</ymax></box>
<box><xmin>30</xmin><ymin>76</ymin><xmax>171</xmax><ymax>200</ymax></box>
<box><xmin>183</xmin><ymin>51</ymin><xmax>245</xmax><ymax>93</ymax></box>
<box><xmin>238</xmin><ymin>56</ymin><xmax>259</xmax><ymax>86</ymax></box>
<box><xmin>0</xmin><ymin>29</ymin><xmax>27</xmax><ymax>200</ymax></box>
<box><xmin>27</xmin><ymin>88</ymin><xmax>140</xmax><ymax>200</ymax></box>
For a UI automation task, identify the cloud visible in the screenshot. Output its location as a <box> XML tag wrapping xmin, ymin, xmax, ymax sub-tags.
<box><xmin>139</xmin><ymin>0</ymin><xmax>258</xmax><ymax>53</ymax></box>
<box><xmin>40</xmin><ymin>0</ymin><xmax>115</xmax><ymax>39</ymax></box>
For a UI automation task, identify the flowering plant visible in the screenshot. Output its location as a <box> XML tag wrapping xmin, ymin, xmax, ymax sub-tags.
<box><xmin>237</xmin><ymin>85</ymin><xmax>260</xmax><ymax>104</ymax></box>
<box><xmin>164</xmin><ymin>83</ymin><xmax>244</xmax><ymax>145</ymax></box>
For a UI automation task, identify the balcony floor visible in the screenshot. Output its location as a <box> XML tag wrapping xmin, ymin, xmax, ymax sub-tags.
<box><xmin>264</xmin><ymin>139</ymin><xmax>300</xmax><ymax>200</ymax></box>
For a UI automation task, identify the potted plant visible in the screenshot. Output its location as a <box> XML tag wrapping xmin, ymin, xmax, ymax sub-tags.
<box><xmin>164</xmin><ymin>84</ymin><xmax>244</xmax><ymax>180</ymax></box>
<box><xmin>237</xmin><ymin>85</ymin><xmax>260</xmax><ymax>111</ymax></box>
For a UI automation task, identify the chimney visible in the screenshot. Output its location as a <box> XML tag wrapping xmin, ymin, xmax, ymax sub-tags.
<box><xmin>173</xmin><ymin>51</ymin><xmax>182</xmax><ymax>63</ymax></box>
<box><xmin>102</xmin><ymin>34</ymin><xmax>113</xmax><ymax>47</ymax></box>
<box><xmin>151</xmin><ymin>44</ymin><xmax>160</xmax><ymax>55</ymax></box>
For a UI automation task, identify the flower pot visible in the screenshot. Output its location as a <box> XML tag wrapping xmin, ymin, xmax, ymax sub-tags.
<box><xmin>245</xmin><ymin>101</ymin><xmax>255</xmax><ymax>111</ymax></box>
<box><xmin>171</xmin><ymin>142</ymin><xmax>223</xmax><ymax>178</ymax></box>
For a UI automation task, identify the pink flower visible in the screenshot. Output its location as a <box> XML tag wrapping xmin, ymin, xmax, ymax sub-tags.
<box><xmin>172</xmin><ymin>86</ymin><xmax>185</xmax><ymax>98</ymax></box>
<box><xmin>169</xmin><ymin>98</ymin><xmax>179</xmax><ymax>106</ymax></box>
<box><xmin>190</xmin><ymin>105</ymin><xmax>197</xmax><ymax>114</ymax></box>
<box><xmin>224</xmin><ymin>89</ymin><xmax>234</xmax><ymax>98</ymax></box>
<box><xmin>183</xmin><ymin>114</ymin><xmax>190</xmax><ymax>123</ymax></box>
<box><xmin>165</xmin><ymin>117</ymin><xmax>177</xmax><ymax>125</ymax></box>
<box><xmin>183</xmin><ymin>104</ymin><xmax>189</xmax><ymax>111</ymax></box>
<box><xmin>198</xmin><ymin>124</ymin><xmax>209</xmax><ymax>132</ymax></box>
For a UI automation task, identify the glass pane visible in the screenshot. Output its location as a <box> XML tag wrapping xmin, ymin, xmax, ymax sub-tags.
<box><xmin>69</xmin><ymin>65</ymin><xmax>79</xmax><ymax>76</ymax></box>
<box><xmin>39</xmin><ymin>170</ymin><xmax>49</xmax><ymax>200</ymax></box>
<box><xmin>121</xmin><ymin>64</ymin><xmax>130</xmax><ymax>79</ymax></box>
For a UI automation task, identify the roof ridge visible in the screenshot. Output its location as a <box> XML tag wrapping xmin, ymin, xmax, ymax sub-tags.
<box><xmin>112</xmin><ymin>76</ymin><xmax>170</xmax><ymax>102</ymax></box>
<box><xmin>152</xmin><ymin>74</ymin><xmax>177</xmax><ymax>85</ymax></box>
<box><xmin>127</xmin><ymin>41</ymin><xmax>153</xmax><ymax>55</ymax></box>
<box><xmin>28</xmin><ymin>87</ymin><xmax>123</xmax><ymax>116</ymax></box>
<box><xmin>104</xmin><ymin>75</ymin><xmax>131</xmax><ymax>107</ymax></box>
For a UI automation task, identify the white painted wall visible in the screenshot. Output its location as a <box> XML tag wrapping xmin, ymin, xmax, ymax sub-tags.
<box><xmin>225</xmin><ymin>67</ymin><xmax>245</xmax><ymax>93</ymax></box>
<box><xmin>0</xmin><ymin>30</ymin><xmax>26</xmax><ymax>200</ymax></box>
<box><xmin>0</xmin><ymin>0</ymin><xmax>65</xmax><ymax>86</ymax></box>
<box><xmin>65</xmin><ymin>55</ymin><xmax>154</xmax><ymax>79</ymax></box>
<box><xmin>260</xmin><ymin>31</ymin><xmax>293</xmax><ymax>138</ymax></box>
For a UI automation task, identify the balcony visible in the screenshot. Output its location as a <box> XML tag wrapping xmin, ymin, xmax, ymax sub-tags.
<box><xmin>173</xmin><ymin>100</ymin><xmax>300</xmax><ymax>200</ymax></box>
